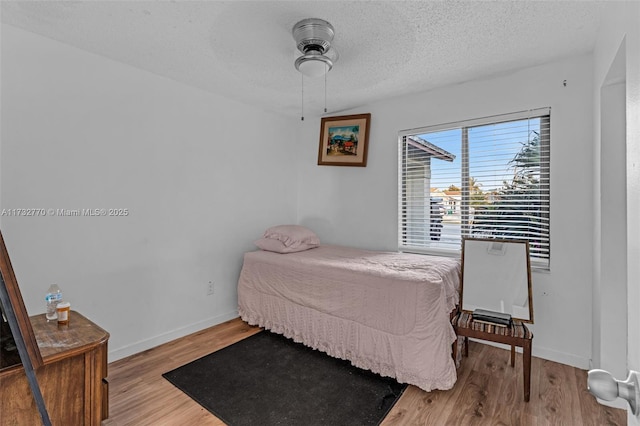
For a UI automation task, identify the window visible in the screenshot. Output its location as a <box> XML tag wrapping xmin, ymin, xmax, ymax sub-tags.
<box><xmin>398</xmin><ymin>108</ymin><xmax>550</xmax><ymax>268</ymax></box>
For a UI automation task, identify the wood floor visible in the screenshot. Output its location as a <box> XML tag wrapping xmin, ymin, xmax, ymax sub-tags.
<box><xmin>103</xmin><ymin>317</ymin><xmax>626</xmax><ymax>426</ymax></box>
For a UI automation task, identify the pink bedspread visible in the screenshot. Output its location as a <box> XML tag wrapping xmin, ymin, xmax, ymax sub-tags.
<box><xmin>237</xmin><ymin>244</ymin><xmax>461</xmax><ymax>391</ymax></box>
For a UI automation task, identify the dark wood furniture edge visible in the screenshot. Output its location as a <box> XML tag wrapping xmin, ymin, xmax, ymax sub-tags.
<box><xmin>1</xmin><ymin>310</ymin><xmax>110</xmax><ymax>425</ymax></box>
<box><xmin>33</xmin><ymin>311</ymin><xmax>110</xmax><ymax>364</ymax></box>
<box><xmin>0</xmin><ymin>311</ymin><xmax>110</xmax><ymax>374</ymax></box>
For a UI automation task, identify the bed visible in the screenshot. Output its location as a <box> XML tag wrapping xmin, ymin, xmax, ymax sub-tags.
<box><xmin>237</xmin><ymin>226</ymin><xmax>461</xmax><ymax>392</ymax></box>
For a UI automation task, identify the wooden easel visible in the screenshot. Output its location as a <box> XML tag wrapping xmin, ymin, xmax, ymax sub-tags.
<box><xmin>0</xmin><ymin>231</ymin><xmax>51</xmax><ymax>425</ymax></box>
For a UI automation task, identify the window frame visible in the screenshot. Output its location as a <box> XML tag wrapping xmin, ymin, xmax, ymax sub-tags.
<box><xmin>398</xmin><ymin>108</ymin><xmax>551</xmax><ymax>270</ymax></box>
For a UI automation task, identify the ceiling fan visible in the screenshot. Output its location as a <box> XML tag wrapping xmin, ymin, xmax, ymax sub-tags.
<box><xmin>292</xmin><ymin>18</ymin><xmax>339</xmax><ymax>119</ymax></box>
<box><xmin>292</xmin><ymin>18</ymin><xmax>339</xmax><ymax>78</ymax></box>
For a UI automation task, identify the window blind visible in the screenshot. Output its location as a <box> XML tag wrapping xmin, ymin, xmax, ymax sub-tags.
<box><xmin>398</xmin><ymin>108</ymin><xmax>551</xmax><ymax>268</ymax></box>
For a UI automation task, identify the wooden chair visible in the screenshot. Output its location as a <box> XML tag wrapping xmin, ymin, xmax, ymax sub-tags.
<box><xmin>452</xmin><ymin>311</ymin><xmax>534</xmax><ymax>402</ymax></box>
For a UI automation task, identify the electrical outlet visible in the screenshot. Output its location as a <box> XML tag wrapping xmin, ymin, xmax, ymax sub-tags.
<box><xmin>207</xmin><ymin>281</ymin><xmax>215</xmax><ymax>295</ymax></box>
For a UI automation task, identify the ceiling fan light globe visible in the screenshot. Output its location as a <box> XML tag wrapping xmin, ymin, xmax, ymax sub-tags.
<box><xmin>295</xmin><ymin>55</ymin><xmax>333</xmax><ymax>77</ymax></box>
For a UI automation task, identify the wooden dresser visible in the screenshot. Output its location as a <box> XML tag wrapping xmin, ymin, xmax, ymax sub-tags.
<box><xmin>0</xmin><ymin>311</ymin><xmax>109</xmax><ymax>425</ymax></box>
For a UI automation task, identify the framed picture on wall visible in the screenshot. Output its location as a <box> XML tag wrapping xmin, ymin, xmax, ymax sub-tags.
<box><xmin>318</xmin><ymin>113</ymin><xmax>371</xmax><ymax>167</ymax></box>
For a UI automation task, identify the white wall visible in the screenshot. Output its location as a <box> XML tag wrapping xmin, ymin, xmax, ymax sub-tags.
<box><xmin>297</xmin><ymin>55</ymin><xmax>595</xmax><ymax>368</ymax></box>
<box><xmin>0</xmin><ymin>25</ymin><xmax>297</xmax><ymax>360</ymax></box>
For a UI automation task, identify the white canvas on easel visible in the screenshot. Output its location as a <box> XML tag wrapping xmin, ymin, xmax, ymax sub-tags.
<box><xmin>461</xmin><ymin>238</ymin><xmax>533</xmax><ymax>323</ymax></box>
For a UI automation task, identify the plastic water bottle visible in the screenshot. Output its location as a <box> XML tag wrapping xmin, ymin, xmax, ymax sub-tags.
<box><xmin>45</xmin><ymin>284</ymin><xmax>62</xmax><ymax>321</ymax></box>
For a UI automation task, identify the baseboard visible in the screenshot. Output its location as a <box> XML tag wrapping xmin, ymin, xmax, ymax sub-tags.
<box><xmin>469</xmin><ymin>338</ymin><xmax>591</xmax><ymax>369</ymax></box>
<box><xmin>113</xmin><ymin>318</ymin><xmax>592</xmax><ymax>370</ymax></box>
<box><xmin>108</xmin><ymin>310</ymin><xmax>239</xmax><ymax>362</ymax></box>
<box><xmin>532</xmin><ymin>345</ymin><xmax>591</xmax><ymax>370</ymax></box>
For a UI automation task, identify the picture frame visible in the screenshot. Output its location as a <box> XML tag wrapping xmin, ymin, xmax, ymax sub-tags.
<box><xmin>0</xmin><ymin>230</ymin><xmax>51</xmax><ymax>423</ymax></box>
<box><xmin>0</xmin><ymin>230</ymin><xmax>43</xmax><ymax>371</ymax></box>
<box><xmin>318</xmin><ymin>113</ymin><xmax>371</xmax><ymax>167</ymax></box>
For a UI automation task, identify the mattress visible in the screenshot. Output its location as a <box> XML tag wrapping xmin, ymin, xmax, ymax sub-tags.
<box><xmin>237</xmin><ymin>244</ymin><xmax>461</xmax><ymax>391</ymax></box>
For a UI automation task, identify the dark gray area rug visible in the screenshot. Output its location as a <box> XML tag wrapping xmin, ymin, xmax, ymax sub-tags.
<box><xmin>162</xmin><ymin>331</ymin><xmax>407</xmax><ymax>426</ymax></box>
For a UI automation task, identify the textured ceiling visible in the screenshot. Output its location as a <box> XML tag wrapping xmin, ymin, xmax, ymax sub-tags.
<box><xmin>1</xmin><ymin>1</ymin><xmax>604</xmax><ymax>118</ymax></box>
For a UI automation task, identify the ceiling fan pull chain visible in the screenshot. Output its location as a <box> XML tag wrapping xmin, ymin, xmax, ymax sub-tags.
<box><xmin>324</xmin><ymin>68</ymin><xmax>328</xmax><ymax>113</ymax></box>
<box><xmin>301</xmin><ymin>73</ymin><xmax>304</xmax><ymax>121</ymax></box>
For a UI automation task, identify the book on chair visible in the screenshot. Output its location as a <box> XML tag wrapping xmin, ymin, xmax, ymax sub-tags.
<box><xmin>472</xmin><ymin>309</ymin><xmax>512</xmax><ymax>327</ymax></box>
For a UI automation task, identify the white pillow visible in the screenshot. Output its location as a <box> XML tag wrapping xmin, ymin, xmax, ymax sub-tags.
<box><xmin>262</xmin><ymin>225</ymin><xmax>320</xmax><ymax>248</ymax></box>
<box><xmin>254</xmin><ymin>238</ymin><xmax>318</xmax><ymax>254</ymax></box>
<box><xmin>256</xmin><ymin>225</ymin><xmax>321</xmax><ymax>253</ymax></box>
